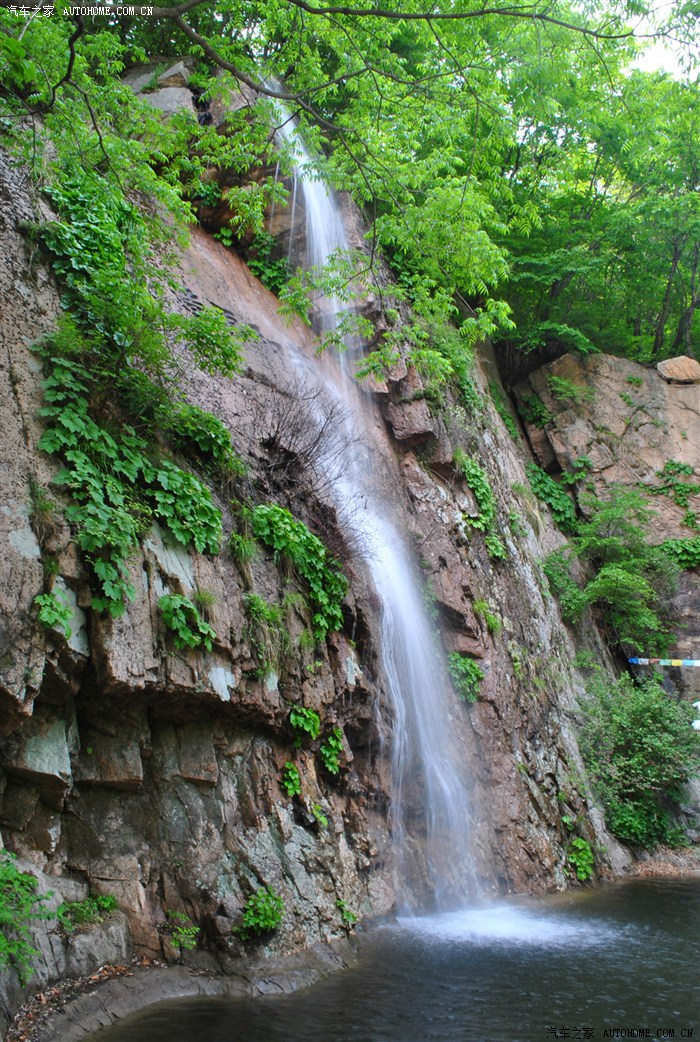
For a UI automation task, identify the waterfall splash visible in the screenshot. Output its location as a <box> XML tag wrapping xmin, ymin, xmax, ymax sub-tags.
<box><xmin>272</xmin><ymin>111</ymin><xmax>476</xmax><ymax>909</ymax></box>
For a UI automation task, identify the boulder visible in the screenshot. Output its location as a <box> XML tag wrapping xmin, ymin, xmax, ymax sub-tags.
<box><xmin>145</xmin><ymin>87</ymin><xmax>196</xmax><ymax>118</ymax></box>
<box><xmin>656</xmin><ymin>355</ymin><xmax>700</xmax><ymax>383</ymax></box>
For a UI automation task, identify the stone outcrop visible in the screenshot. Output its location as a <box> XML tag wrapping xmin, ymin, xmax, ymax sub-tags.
<box><xmin>657</xmin><ymin>356</ymin><xmax>700</xmax><ymax>384</ymax></box>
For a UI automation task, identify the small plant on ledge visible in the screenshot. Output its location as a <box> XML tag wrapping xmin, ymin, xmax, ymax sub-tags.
<box><xmin>236</xmin><ymin>886</ymin><xmax>284</xmax><ymax>940</ymax></box>
<box><xmin>319</xmin><ymin>727</ymin><xmax>344</xmax><ymax>775</ymax></box>
<box><xmin>159</xmin><ymin>594</ymin><xmax>216</xmax><ymax>651</ymax></box>
<box><xmin>567</xmin><ymin>837</ymin><xmax>595</xmax><ymax>882</ymax></box>
<box><xmin>289</xmin><ymin>705</ymin><xmax>321</xmax><ymax>746</ymax></box>
<box><xmin>281</xmin><ymin>761</ymin><xmax>302</xmax><ymax>798</ymax></box>
<box><xmin>34</xmin><ymin>591</ymin><xmax>72</xmax><ymax>640</ymax></box>
<box><xmin>162</xmin><ymin>910</ymin><xmax>199</xmax><ymax>960</ymax></box>
<box><xmin>448</xmin><ymin>653</ymin><xmax>484</xmax><ymax>702</ymax></box>
<box><xmin>57</xmin><ymin>893</ymin><xmax>118</xmax><ymax>933</ymax></box>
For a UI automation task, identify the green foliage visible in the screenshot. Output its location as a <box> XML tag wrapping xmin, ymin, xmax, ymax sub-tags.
<box><xmin>473</xmin><ymin>599</ymin><xmax>502</xmax><ymax>635</ymax></box>
<box><xmin>651</xmin><ymin>460</ymin><xmax>700</xmax><ymax>510</ymax></box>
<box><xmin>229</xmin><ymin>533</ymin><xmax>258</xmax><ymax>567</ymax></box>
<box><xmin>238</xmin><ymin>886</ymin><xmax>284</xmax><ymax>939</ymax></box>
<box><xmin>567</xmin><ymin>837</ymin><xmax>595</xmax><ymax>881</ymax></box>
<box><xmin>168</xmin><ymin>306</ymin><xmax>251</xmax><ymax>380</ymax></box>
<box><xmin>311</xmin><ymin>804</ymin><xmax>328</xmax><ymax>828</ymax></box>
<box><xmin>448</xmin><ymin>653</ymin><xmax>484</xmax><ymax>703</ymax></box>
<box><xmin>34</xmin><ymin>591</ymin><xmax>72</xmax><ymax>640</ymax></box>
<box><xmin>289</xmin><ymin>705</ymin><xmax>321</xmax><ymax>745</ymax></box>
<box><xmin>167</xmin><ymin>404</ymin><xmax>246</xmax><ymax>478</ymax></box>
<box><xmin>626</xmin><ymin>376</ymin><xmax>644</xmax><ymax>388</ymax></box>
<box><xmin>319</xmin><ymin>728</ymin><xmax>344</xmax><ymax>775</ymax></box>
<box><xmin>158</xmin><ymin>594</ymin><xmax>217</xmax><ymax>651</ymax></box>
<box><xmin>163</xmin><ymin>911</ymin><xmax>199</xmax><ymax>954</ymax></box>
<box><xmin>484</xmin><ymin>534</ymin><xmax>508</xmax><ymax>561</ymax></box>
<box><xmin>526</xmin><ymin>463</ymin><xmax>577</xmax><ymax>534</ymax></box>
<box><xmin>251</xmin><ymin>505</ymin><xmax>347</xmax><ymax>640</ymax></box>
<box><xmin>544</xmin><ymin>488</ymin><xmax>678</xmax><ymax>654</ymax></box>
<box><xmin>57</xmin><ymin>893</ymin><xmax>117</xmax><ymax>933</ymax></box>
<box><xmin>580</xmin><ymin>675</ymin><xmax>700</xmax><ymax>848</ymax></box>
<box><xmin>546</xmin><ymin>375</ymin><xmax>595</xmax><ymax>406</ymax></box>
<box><xmin>243</xmin><ymin>593</ymin><xmax>289</xmax><ymax>676</ymax></box>
<box><xmin>454</xmin><ymin>451</ymin><xmax>495</xmax><ymax>533</ymax></box>
<box><xmin>0</xmin><ymin>853</ymin><xmax>51</xmax><ymax>984</ymax></box>
<box><xmin>658</xmin><ymin>537</ymin><xmax>700</xmax><ymax>570</ymax></box>
<box><xmin>281</xmin><ymin>761</ymin><xmax>302</xmax><ymax>798</ymax></box>
<box><xmin>247</xmin><ymin>232</ymin><xmax>290</xmax><ymax>294</ymax></box>
<box><xmin>559</xmin><ymin>456</ymin><xmax>594</xmax><ymax>488</ymax></box>
<box><xmin>37</xmin><ymin>346</ymin><xmax>223</xmax><ymax>617</ymax></box>
<box><xmin>518</xmin><ymin>394</ymin><xmax>552</xmax><ymax>429</ymax></box>
<box><xmin>336</xmin><ymin>899</ymin><xmax>357</xmax><ymax>927</ymax></box>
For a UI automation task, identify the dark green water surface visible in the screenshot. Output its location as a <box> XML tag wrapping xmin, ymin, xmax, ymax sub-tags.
<box><xmin>89</xmin><ymin>879</ymin><xmax>700</xmax><ymax>1042</ymax></box>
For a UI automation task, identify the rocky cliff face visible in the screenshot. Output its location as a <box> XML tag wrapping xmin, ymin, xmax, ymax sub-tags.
<box><xmin>0</xmin><ymin>146</ymin><xmax>641</xmax><ymax>1031</ymax></box>
<box><xmin>514</xmin><ymin>351</ymin><xmax>700</xmax><ymax>696</ymax></box>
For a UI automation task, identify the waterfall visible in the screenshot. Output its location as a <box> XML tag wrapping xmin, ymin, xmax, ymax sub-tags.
<box><xmin>271</xmin><ymin>111</ymin><xmax>476</xmax><ymax>909</ymax></box>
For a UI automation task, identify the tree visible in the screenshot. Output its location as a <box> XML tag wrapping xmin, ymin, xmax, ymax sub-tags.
<box><xmin>543</xmin><ymin>488</ymin><xmax>679</xmax><ymax>655</ymax></box>
<box><xmin>1</xmin><ymin>0</ymin><xmax>697</xmax><ymax>359</ymax></box>
<box><xmin>580</xmin><ymin>673</ymin><xmax>700</xmax><ymax>847</ymax></box>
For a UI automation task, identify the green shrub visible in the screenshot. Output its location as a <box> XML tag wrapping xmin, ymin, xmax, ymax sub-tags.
<box><xmin>526</xmin><ymin>463</ymin><xmax>577</xmax><ymax>533</ymax></box>
<box><xmin>319</xmin><ymin>727</ymin><xmax>344</xmax><ymax>775</ymax></box>
<box><xmin>488</xmin><ymin>382</ymin><xmax>519</xmax><ymax>439</ymax></box>
<box><xmin>454</xmin><ymin>451</ymin><xmax>495</xmax><ymax>532</ymax></box>
<box><xmin>579</xmin><ymin>674</ymin><xmax>700</xmax><ymax>848</ymax></box>
<box><xmin>159</xmin><ymin>594</ymin><xmax>216</xmax><ymax>651</ymax></box>
<box><xmin>243</xmin><ymin>592</ymin><xmax>289</xmax><ymax>675</ymax></box>
<box><xmin>167</xmin><ymin>403</ymin><xmax>246</xmax><ymax>477</ymax></box>
<box><xmin>518</xmin><ymin>393</ymin><xmax>552</xmax><ymax>428</ymax></box>
<box><xmin>281</xmin><ymin>761</ymin><xmax>302</xmax><ymax>798</ymax></box>
<box><xmin>289</xmin><ymin>705</ymin><xmax>321</xmax><ymax>744</ymax></box>
<box><xmin>546</xmin><ymin>374</ymin><xmax>594</xmax><ymax>405</ymax></box>
<box><xmin>484</xmin><ymin>533</ymin><xmax>508</xmax><ymax>560</ymax></box>
<box><xmin>0</xmin><ymin>853</ymin><xmax>51</xmax><ymax>983</ymax></box>
<box><xmin>57</xmin><ymin>893</ymin><xmax>117</xmax><ymax>932</ymax></box>
<box><xmin>567</xmin><ymin>837</ymin><xmax>594</xmax><ymax>881</ymax></box>
<box><xmin>247</xmin><ymin>231</ymin><xmax>290</xmax><ymax>294</ymax></box>
<box><xmin>651</xmin><ymin>460</ymin><xmax>700</xmax><ymax>509</ymax></box>
<box><xmin>473</xmin><ymin>599</ymin><xmax>502</xmax><ymax>635</ymax></box>
<box><xmin>251</xmin><ymin>505</ymin><xmax>347</xmax><ymax>640</ymax></box>
<box><xmin>163</xmin><ymin>910</ymin><xmax>199</xmax><ymax>954</ymax></box>
<box><xmin>658</xmin><ymin>537</ymin><xmax>700</xmax><ymax>570</ymax></box>
<box><xmin>448</xmin><ymin>653</ymin><xmax>484</xmax><ymax>702</ymax></box>
<box><xmin>336</xmin><ymin>899</ymin><xmax>357</xmax><ymax>926</ymax></box>
<box><xmin>543</xmin><ymin>487</ymin><xmax>678</xmax><ymax>654</ymax></box>
<box><xmin>238</xmin><ymin>886</ymin><xmax>284</xmax><ymax>939</ymax></box>
<box><xmin>34</xmin><ymin>591</ymin><xmax>72</xmax><ymax>639</ymax></box>
<box><xmin>38</xmin><ymin>349</ymin><xmax>223</xmax><ymax>617</ymax></box>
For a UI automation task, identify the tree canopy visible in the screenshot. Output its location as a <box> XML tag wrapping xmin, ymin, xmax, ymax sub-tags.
<box><xmin>1</xmin><ymin>0</ymin><xmax>699</xmax><ymax>367</ymax></box>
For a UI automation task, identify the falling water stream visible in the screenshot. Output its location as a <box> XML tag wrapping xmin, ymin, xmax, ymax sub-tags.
<box><xmin>271</xmin><ymin>112</ymin><xmax>475</xmax><ymax>907</ymax></box>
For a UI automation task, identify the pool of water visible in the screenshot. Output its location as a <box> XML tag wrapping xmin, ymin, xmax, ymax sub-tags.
<box><xmin>88</xmin><ymin>879</ymin><xmax>700</xmax><ymax>1042</ymax></box>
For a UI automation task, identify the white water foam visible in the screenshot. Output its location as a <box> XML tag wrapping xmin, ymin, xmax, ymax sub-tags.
<box><xmin>396</xmin><ymin>903</ymin><xmax>623</xmax><ymax>948</ymax></box>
